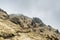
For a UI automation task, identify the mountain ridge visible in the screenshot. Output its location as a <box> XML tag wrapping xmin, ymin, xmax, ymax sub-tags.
<box><xmin>0</xmin><ymin>9</ymin><xmax>60</xmax><ymax>40</ymax></box>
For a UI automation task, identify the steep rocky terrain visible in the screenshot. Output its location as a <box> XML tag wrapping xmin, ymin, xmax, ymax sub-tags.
<box><xmin>0</xmin><ymin>9</ymin><xmax>60</xmax><ymax>40</ymax></box>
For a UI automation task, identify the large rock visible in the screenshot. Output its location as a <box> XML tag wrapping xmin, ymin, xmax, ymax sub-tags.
<box><xmin>0</xmin><ymin>8</ymin><xmax>9</xmax><ymax>20</ymax></box>
<box><xmin>31</xmin><ymin>17</ymin><xmax>45</xmax><ymax>28</ymax></box>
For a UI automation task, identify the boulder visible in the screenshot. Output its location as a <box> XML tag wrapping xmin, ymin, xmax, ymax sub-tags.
<box><xmin>0</xmin><ymin>8</ymin><xmax>9</xmax><ymax>20</ymax></box>
<box><xmin>55</xmin><ymin>29</ymin><xmax>60</xmax><ymax>34</ymax></box>
<box><xmin>31</xmin><ymin>17</ymin><xmax>44</xmax><ymax>27</ymax></box>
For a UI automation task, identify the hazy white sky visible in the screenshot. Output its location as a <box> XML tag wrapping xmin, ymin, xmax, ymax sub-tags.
<box><xmin>0</xmin><ymin>0</ymin><xmax>60</xmax><ymax>31</ymax></box>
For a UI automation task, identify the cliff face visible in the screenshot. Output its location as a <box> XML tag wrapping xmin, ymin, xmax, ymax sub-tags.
<box><xmin>0</xmin><ymin>9</ymin><xmax>60</xmax><ymax>40</ymax></box>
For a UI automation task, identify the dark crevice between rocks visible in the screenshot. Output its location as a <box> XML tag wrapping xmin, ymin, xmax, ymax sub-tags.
<box><xmin>16</xmin><ymin>29</ymin><xmax>31</xmax><ymax>33</ymax></box>
<box><xmin>0</xmin><ymin>34</ymin><xmax>15</xmax><ymax>39</ymax></box>
<box><xmin>9</xmin><ymin>17</ymin><xmax>21</xmax><ymax>25</ymax></box>
<box><xmin>39</xmin><ymin>29</ymin><xmax>44</xmax><ymax>32</ymax></box>
<box><xmin>46</xmin><ymin>35</ymin><xmax>59</xmax><ymax>40</ymax></box>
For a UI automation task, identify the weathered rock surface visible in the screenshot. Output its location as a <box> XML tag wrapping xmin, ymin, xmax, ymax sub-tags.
<box><xmin>0</xmin><ymin>9</ymin><xmax>60</xmax><ymax>40</ymax></box>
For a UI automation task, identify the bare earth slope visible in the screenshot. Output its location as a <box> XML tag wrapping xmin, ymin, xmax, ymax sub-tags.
<box><xmin>0</xmin><ymin>9</ymin><xmax>60</xmax><ymax>40</ymax></box>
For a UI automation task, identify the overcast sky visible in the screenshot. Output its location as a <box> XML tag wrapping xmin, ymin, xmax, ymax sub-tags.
<box><xmin>0</xmin><ymin>0</ymin><xmax>60</xmax><ymax>31</ymax></box>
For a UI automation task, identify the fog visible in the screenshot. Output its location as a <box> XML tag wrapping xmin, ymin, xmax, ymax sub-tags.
<box><xmin>0</xmin><ymin>0</ymin><xmax>60</xmax><ymax>31</ymax></box>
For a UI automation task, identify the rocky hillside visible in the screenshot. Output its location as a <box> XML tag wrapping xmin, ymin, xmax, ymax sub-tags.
<box><xmin>0</xmin><ymin>9</ymin><xmax>60</xmax><ymax>40</ymax></box>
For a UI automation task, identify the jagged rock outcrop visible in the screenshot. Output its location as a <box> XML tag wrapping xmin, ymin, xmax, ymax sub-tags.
<box><xmin>0</xmin><ymin>9</ymin><xmax>60</xmax><ymax>40</ymax></box>
<box><xmin>0</xmin><ymin>8</ymin><xmax>9</xmax><ymax>20</ymax></box>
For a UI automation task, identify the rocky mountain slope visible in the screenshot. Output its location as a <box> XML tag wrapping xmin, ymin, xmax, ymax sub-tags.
<box><xmin>0</xmin><ymin>9</ymin><xmax>60</xmax><ymax>40</ymax></box>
